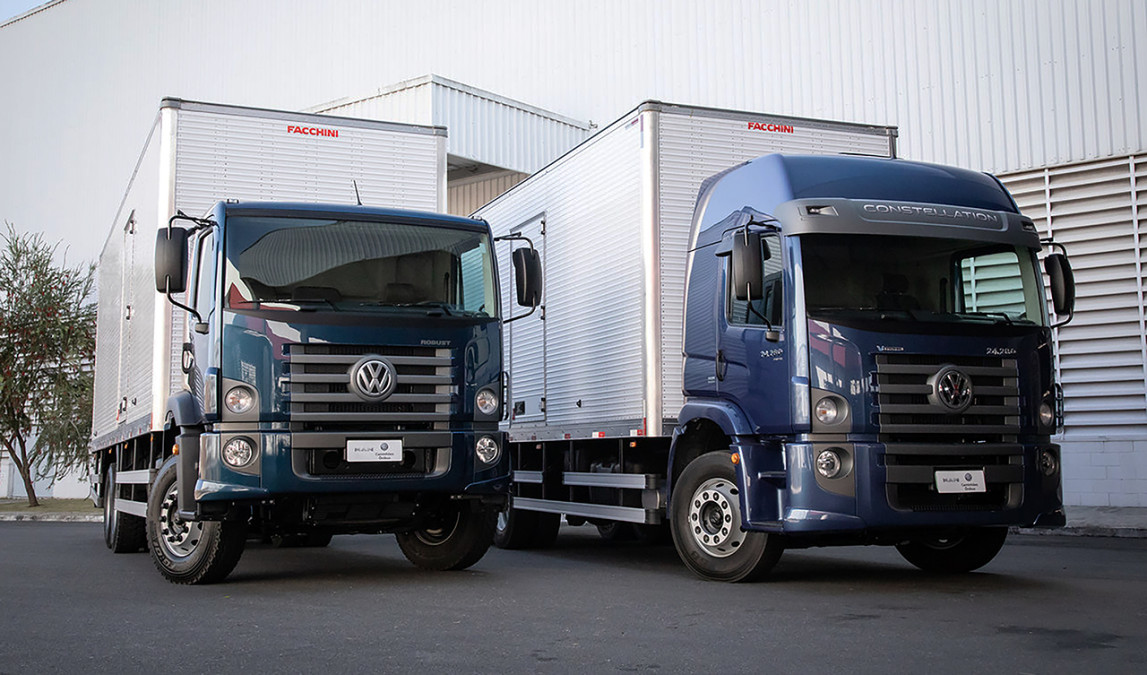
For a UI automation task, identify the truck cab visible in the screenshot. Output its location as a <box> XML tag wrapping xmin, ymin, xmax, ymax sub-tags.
<box><xmin>120</xmin><ymin>201</ymin><xmax>539</xmax><ymax>583</ymax></box>
<box><xmin>672</xmin><ymin>154</ymin><xmax>1073</xmax><ymax>580</ymax></box>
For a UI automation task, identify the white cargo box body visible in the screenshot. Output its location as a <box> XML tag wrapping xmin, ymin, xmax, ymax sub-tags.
<box><xmin>475</xmin><ymin>102</ymin><xmax>896</xmax><ymax>441</ymax></box>
<box><xmin>91</xmin><ymin>99</ymin><xmax>447</xmax><ymax>450</ymax></box>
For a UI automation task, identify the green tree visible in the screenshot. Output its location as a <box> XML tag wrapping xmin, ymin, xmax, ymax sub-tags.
<box><xmin>0</xmin><ymin>225</ymin><xmax>96</xmax><ymax>507</ymax></box>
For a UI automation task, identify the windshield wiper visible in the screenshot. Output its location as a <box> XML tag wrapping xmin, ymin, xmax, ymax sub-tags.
<box><xmin>960</xmin><ymin>311</ymin><xmax>1014</xmax><ymax>325</ymax></box>
<box><xmin>359</xmin><ymin>300</ymin><xmax>457</xmax><ymax>316</ymax></box>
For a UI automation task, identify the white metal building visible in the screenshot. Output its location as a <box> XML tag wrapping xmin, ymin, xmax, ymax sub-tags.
<box><xmin>0</xmin><ymin>0</ymin><xmax>1144</xmax><ymax>507</ymax></box>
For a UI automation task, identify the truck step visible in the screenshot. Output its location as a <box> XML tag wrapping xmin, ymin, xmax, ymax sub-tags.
<box><xmin>512</xmin><ymin>497</ymin><xmax>655</xmax><ymax>525</ymax></box>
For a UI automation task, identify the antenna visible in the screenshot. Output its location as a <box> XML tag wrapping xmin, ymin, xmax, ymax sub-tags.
<box><xmin>353</xmin><ymin>180</ymin><xmax>363</xmax><ymax>206</ymax></box>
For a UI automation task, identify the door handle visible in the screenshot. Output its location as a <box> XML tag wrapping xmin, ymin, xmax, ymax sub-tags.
<box><xmin>716</xmin><ymin>350</ymin><xmax>727</xmax><ymax>382</ymax></box>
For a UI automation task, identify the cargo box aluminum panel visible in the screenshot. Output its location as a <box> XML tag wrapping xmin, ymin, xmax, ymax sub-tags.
<box><xmin>90</xmin><ymin>99</ymin><xmax>447</xmax><ymax>450</ymax></box>
<box><xmin>476</xmin><ymin>101</ymin><xmax>896</xmax><ymax>442</ymax></box>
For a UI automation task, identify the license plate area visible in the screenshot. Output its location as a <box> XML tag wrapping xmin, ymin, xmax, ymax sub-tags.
<box><xmin>346</xmin><ymin>439</ymin><xmax>403</xmax><ymax>463</ymax></box>
<box><xmin>935</xmin><ymin>469</ymin><xmax>986</xmax><ymax>494</ymax></box>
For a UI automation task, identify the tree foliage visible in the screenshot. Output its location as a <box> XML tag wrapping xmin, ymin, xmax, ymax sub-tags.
<box><xmin>0</xmin><ymin>224</ymin><xmax>96</xmax><ymax>507</ymax></box>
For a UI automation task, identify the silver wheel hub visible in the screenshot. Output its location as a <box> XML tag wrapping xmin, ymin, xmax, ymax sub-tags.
<box><xmin>687</xmin><ymin>477</ymin><xmax>745</xmax><ymax>558</ymax></box>
<box><xmin>159</xmin><ymin>483</ymin><xmax>203</xmax><ymax>559</ymax></box>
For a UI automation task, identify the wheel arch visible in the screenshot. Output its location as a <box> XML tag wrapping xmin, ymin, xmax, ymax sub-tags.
<box><xmin>669</xmin><ymin>400</ymin><xmax>754</xmax><ymax>507</ymax></box>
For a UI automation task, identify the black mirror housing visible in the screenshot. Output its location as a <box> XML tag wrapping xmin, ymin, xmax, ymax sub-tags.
<box><xmin>1044</xmin><ymin>252</ymin><xmax>1075</xmax><ymax>317</ymax></box>
<box><xmin>155</xmin><ymin>228</ymin><xmax>189</xmax><ymax>293</ymax></box>
<box><xmin>732</xmin><ymin>231</ymin><xmax>764</xmax><ymax>301</ymax></box>
<box><xmin>513</xmin><ymin>247</ymin><xmax>543</xmax><ymax>308</ymax></box>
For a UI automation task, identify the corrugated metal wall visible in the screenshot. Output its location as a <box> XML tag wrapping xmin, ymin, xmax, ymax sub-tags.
<box><xmin>448</xmin><ymin>171</ymin><xmax>528</xmax><ymax>217</ymax></box>
<box><xmin>1001</xmin><ymin>156</ymin><xmax>1147</xmax><ymax>439</ymax></box>
<box><xmin>4</xmin><ymin>1</ymin><xmax>1143</xmax><ymax>260</ymax></box>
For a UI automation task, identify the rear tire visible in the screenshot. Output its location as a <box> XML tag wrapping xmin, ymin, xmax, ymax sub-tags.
<box><xmin>494</xmin><ymin>502</ymin><xmax>561</xmax><ymax>550</ymax></box>
<box><xmin>103</xmin><ymin>466</ymin><xmax>146</xmax><ymax>553</ymax></box>
<box><xmin>397</xmin><ymin>501</ymin><xmax>496</xmax><ymax>571</ymax></box>
<box><xmin>670</xmin><ymin>452</ymin><xmax>783</xmax><ymax>582</ymax></box>
<box><xmin>146</xmin><ymin>458</ymin><xmax>247</xmax><ymax>585</ymax></box>
<box><xmin>895</xmin><ymin>528</ymin><xmax>1008</xmax><ymax>573</ymax></box>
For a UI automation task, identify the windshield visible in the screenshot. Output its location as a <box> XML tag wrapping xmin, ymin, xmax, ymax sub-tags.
<box><xmin>224</xmin><ymin>216</ymin><xmax>499</xmax><ymax>318</ymax></box>
<box><xmin>801</xmin><ymin>233</ymin><xmax>1045</xmax><ymax>326</ymax></box>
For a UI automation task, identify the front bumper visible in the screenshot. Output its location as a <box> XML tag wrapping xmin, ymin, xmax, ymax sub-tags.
<box><xmin>193</xmin><ymin>429</ymin><xmax>510</xmax><ymax>503</ymax></box>
<box><xmin>734</xmin><ymin>439</ymin><xmax>1065</xmax><ymax>536</ymax></box>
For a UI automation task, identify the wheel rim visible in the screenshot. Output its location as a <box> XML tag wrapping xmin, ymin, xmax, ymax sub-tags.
<box><xmin>414</xmin><ymin>509</ymin><xmax>462</xmax><ymax>547</ymax></box>
<box><xmin>158</xmin><ymin>482</ymin><xmax>203</xmax><ymax>559</ymax></box>
<box><xmin>917</xmin><ymin>534</ymin><xmax>965</xmax><ymax>551</ymax></box>
<box><xmin>496</xmin><ymin>508</ymin><xmax>509</xmax><ymax>535</ymax></box>
<box><xmin>686</xmin><ymin>477</ymin><xmax>745</xmax><ymax>558</ymax></box>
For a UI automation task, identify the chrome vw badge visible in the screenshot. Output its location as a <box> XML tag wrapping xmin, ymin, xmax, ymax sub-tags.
<box><xmin>927</xmin><ymin>365</ymin><xmax>973</xmax><ymax>413</ymax></box>
<box><xmin>348</xmin><ymin>356</ymin><xmax>397</xmax><ymax>401</ymax></box>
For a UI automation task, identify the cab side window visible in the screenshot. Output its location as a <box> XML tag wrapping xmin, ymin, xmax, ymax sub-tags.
<box><xmin>728</xmin><ymin>233</ymin><xmax>783</xmax><ymax>327</ymax></box>
<box><xmin>192</xmin><ymin>230</ymin><xmax>216</xmax><ymax>315</ymax></box>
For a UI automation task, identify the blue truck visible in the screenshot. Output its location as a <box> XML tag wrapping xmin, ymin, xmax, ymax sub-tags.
<box><xmin>91</xmin><ymin>100</ymin><xmax>539</xmax><ymax>583</ymax></box>
<box><xmin>476</xmin><ymin>103</ymin><xmax>1074</xmax><ymax>581</ymax></box>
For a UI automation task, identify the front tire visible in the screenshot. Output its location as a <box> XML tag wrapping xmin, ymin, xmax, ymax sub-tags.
<box><xmin>895</xmin><ymin>528</ymin><xmax>1008</xmax><ymax>573</ymax></box>
<box><xmin>670</xmin><ymin>452</ymin><xmax>783</xmax><ymax>582</ymax></box>
<box><xmin>397</xmin><ymin>501</ymin><xmax>497</xmax><ymax>571</ymax></box>
<box><xmin>103</xmin><ymin>465</ymin><xmax>146</xmax><ymax>553</ymax></box>
<box><xmin>146</xmin><ymin>458</ymin><xmax>247</xmax><ymax>585</ymax></box>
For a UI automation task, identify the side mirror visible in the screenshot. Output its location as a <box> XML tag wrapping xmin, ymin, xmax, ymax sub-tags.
<box><xmin>732</xmin><ymin>231</ymin><xmax>764</xmax><ymax>301</ymax></box>
<box><xmin>1044</xmin><ymin>252</ymin><xmax>1075</xmax><ymax>319</ymax></box>
<box><xmin>513</xmin><ymin>247</ymin><xmax>543</xmax><ymax>308</ymax></box>
<box><xmin>155</xmin><ymin>228</ymin><xmax>189</xmax><ymax>293</ymax></box>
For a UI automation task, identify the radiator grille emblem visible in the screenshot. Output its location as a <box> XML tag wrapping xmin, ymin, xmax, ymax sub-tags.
<box><xmin>349</xmin><ymin>356</ymin><xmax>397</xmax><ymax>401</ymax></box>
<box><xmin>928</xmin><ymin>365</ymin><xmax>973</xmax><ymax>413</ymax></box>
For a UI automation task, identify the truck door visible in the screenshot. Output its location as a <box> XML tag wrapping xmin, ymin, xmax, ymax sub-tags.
<box><xmin>504</xmin><ymin>215</ymin><xmax>547</xmax><ymax>426</ymax></box>
<box><xmin>716</xmin><ymin>232</ymin><xmax>792</xmax><ymax>433</ymax></box>
<box><xmin>115</xmin><ymin>212</ymin><xmax>137</xmax><ymax>424</ymax></box>
<box><xmin>186</xmin><ymin>228</ymin><xmax>217</xmax><ymax>404</ymax></box>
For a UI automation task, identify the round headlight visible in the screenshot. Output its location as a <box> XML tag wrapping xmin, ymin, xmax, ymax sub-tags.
<box><xmin>1039</xmin><ymin>449</ymin><xmax>1058</xmax><ymax>477</ymax></box>
<box><xmin>1039</xmin><ymin>402</ymin><xmax>1055</xmax><ymax>428</ymax></box>
<box><xmin>476</xmin><ymin>388</ymin><xmax>500</xmax><ymax>416</ymax></box>
<box><xmin>816</xmin><ymin>449</ymin><xmax>843</xmax><ymax>479</ymax></box>
<box><xmin>475</xmin><ymin>435</ymin><xmax>500</xmax><ymax>465</ymax></box>
<box><xmin>814</xmin><ymin>397</ymin><xmax>840</xmax><ymax>425</ymax></box>
<box><xmin>225</xmin><ymin>386</ymin><xmax>255</xmax><ymax>415</ymax></box>
<box><xmin>223</xmin><ymin>437</ymin><xmax>255</xmax><ymax>468</ymax></box>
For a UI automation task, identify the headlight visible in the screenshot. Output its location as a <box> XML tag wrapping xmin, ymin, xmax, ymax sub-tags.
<box><xmin>223</xmin><ymin>437</ymin><xmax>255</xmax><ymax>468</ymax></box>
<box><xmin>816</xmin><ymin>449</ymin><xmax>843</xmax><ymax>479</ymax></box>
<box><xmin>1039</xmin><ymin>449</ymin><xmax>1059</xmax><ymax>477</ymax></box>
<box><xmin>476</xmin><ymin>388</ymin><xmax>500</xmax><ymax>416</ymax></box>
<box><xmin>225</xmin><ymin>386</ymin><xmax>255</xmax><ymax>415</ymax></box>
<box><xmin>475</xmin><ymin>435</ymin><xmax>500</xmax><ymax>465</ymax></box>
<box><xmin>1039</xmin><ymin>402</ymin><xmax>1055</xmax><ymax>428</ymax></box>
<box><xmin>814</xmin><ymin>397</ymin><xmax>840</xmax><ymax>425</ymax></box>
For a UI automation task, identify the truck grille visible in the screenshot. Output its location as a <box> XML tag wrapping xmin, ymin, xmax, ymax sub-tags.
<box><xmin>884</xmin><ymin>443</ymin><xmax>1023</xmax><ymax>511</ymax></box>
<box><xmin>286</xmin><ymin>344</ymin><xmax>454</xmax><ymax>431</ymax></box>
<box><xmin>873</xmin><ymin>354</ymin><xmax>1020</xmax><ymax>443</ymax></box>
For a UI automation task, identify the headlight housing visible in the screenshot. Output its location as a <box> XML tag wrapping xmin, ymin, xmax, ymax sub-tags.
<box><xmin>1039</xmin><ymin>402</ymin><xmax>1055</xmax><ymax>428</ymax></box>
<box><xmin>476</xmin><ymin>387</ymin><xmax>500</xmax><ymax>416</ymax></box>
<box><xmin>223</xmin><ymin>437</ymin><xmax>256</xmax><ymax>468</ymax></box>
<box><xmin>475</xmin><ymin>435</ymin><xmax>500</xmax><ymax>465</ymax></box>
<box><xmin>814</xmin><ymin>397</ymin><xmax>840</xmax><ymax>425</ymax></box>
<box><xmin>225</xmin><ymin>386</ymin><xmax>255</xmax><ymax>415</ymax></box>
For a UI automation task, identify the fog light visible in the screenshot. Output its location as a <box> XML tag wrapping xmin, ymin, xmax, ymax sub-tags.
<box><xmin>1039</xmin><ymin>449</ymin><xmax>1058</xmax><ymax>477</ymax></box>
<box><xmin>475</xmin><ymin>435</ymin><xmax>500</xmax><ymax>465</ymax></box>
<box><xmin>476</xmin><ymin>388</ymin><xmax>499</xmax><ymax>416</ymax></box>
<box><xmin>223</xmin><ymin>437</ymin><xmax>255</xmax><ymax>468</ymax></box>
<box><xmin>1039</xmin><ymin>402</ymin><xmax>1055</xmax><ymax>428</ymax></box>
<box><xmin>225</xmin><ymin>386</ymin><xmax>255</xmax><ymax>415</ymax></box>
<box><xmin>814</xmin><ymin>397</ymin><xmax>840</xmax><ymax>425</ymax></box>
<box><xmin>816</xmin><ymin>449</ymin><xmax>843</xmax><ymax>479</ymax></box>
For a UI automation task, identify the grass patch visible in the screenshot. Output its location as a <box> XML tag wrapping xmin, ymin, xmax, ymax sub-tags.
<box><xmin>0</xmin><ymin>498</ymin><xmax>98</xmax><ymax>513</ymax></box>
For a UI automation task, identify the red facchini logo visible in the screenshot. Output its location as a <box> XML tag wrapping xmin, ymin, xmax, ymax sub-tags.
<box><xmin>287</xmin><ymin>125</ymin><xmax>339</xmax><ymax>138</ymax></box>
<box><xmin>747</xmin><ymin>121</ymin><xmax>795</xmax><ymax>134</ymax></box>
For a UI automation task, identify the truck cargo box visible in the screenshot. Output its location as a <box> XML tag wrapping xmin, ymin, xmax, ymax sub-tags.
<box><xmin>91</xmin><ymin>98</ymin><xmax>447</xmax><ymax>450</ymax></box>
<box><xmin>474</xmin><ymin>101</ymin><xmax>896</xmax><ymax>440</ymax></box>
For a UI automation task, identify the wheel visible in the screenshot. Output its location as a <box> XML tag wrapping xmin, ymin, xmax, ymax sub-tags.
<box><xmin>103</xmin><ymin>465</ymin><xmax>146</xmax><ymax>553</ymax></box>
<box><xmin>895</xmin><ymin>528</ymin><xmax>1009</xmax><ymax>573</ymax></box>
<box><xmin>494</xmin><ymin>502</ymin><xmax>561</xmax><ymax>550</ymax></box>
<box><xmin>670</xmin><ymin>452</ymin><xmax>783</xmax><ymax>582</ymax></box>
<box><xmin>596</xmin><ymin>521</ymin><xmax>636</xmax><ymax>541</ymax></box>
<box><xmin>146</xmin><ymin>458</ymin><xmax>247</xmax><ymax>585</ymax></box>
<box><xmin>396</xmin><ymin>501</ymin><xmax>497</xmax><ymax>571</ymax></box>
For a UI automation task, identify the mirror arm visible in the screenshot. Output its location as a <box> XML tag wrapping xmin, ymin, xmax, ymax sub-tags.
<box><xmin>504</xmin><ymin>304</ymin><xmax>539</xmax><ymax>325</ymax></box>
<box><xmin>164</xmin><ymin>279</ymin><xmax>203</xmax><ymax>325</ymax></box>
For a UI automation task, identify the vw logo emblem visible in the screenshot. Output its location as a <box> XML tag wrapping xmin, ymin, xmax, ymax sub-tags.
<box><xmin>927</xmin><ymin>365</ymin><xmax>973</xmax><ymax>413</ymax></box>
<box><xmin>348</xmin><ymin>356</ymin><xmax>397</xmax><ymax>401</ymax></box>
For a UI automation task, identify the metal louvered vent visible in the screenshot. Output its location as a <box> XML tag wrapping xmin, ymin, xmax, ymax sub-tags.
<box><xmin>874</xmin><ymin>354</ymin><xmax>1021</xmax><ymax>443</ymax></box>
<box><xmin>286</xmin><ymin>344</ymin><xmax>454</xmax><ymax>431</ymax></box>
